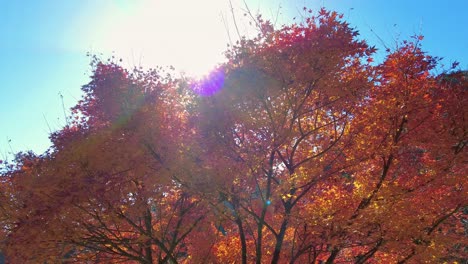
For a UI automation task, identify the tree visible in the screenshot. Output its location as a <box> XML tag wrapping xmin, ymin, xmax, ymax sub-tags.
<box><xmin>1</xmin><ymin>8</ymin><xmax>466</xmax><ymax>264</ymax></box>
<box><xmin>0</xmin><ymin>61</ymin><xmax>213</xmax><ymax>263</ymax></box>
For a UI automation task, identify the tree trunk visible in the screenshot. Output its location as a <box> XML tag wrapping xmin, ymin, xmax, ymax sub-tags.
<box><xmin>271</xmin><ymin>216</ymin><xmax>289</xmax><ymax>264</ymax></box>
<box><xmin>325</xmin><ymin>247</ymin><xmax>340</xmax><ymax>264</ymax></box>
<box><xmin>235</xmin><ymin>216</ymin><xmax>248</xmax><ymax>264</ymax></box>
<box><xmin>271</xmin><ymin>201</ymin><xmax>292</xmax><ymax>264</ymax></box>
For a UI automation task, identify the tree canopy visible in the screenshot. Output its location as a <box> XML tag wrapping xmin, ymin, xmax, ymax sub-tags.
<box><xmin>0</xmin><ymin>8</ymin><xmax>466</xmax><ymax>264</ymax></box>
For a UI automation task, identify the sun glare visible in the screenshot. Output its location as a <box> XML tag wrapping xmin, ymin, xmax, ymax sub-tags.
<box><xmin>89</xmin><ymin>0</ymin><xmax>232</xmax><ymax>78</ymax></box>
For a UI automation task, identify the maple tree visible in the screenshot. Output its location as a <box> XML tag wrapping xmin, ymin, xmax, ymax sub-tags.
<box><xmin>0</xmin><ymin>8</ymin><xmax>466</xmax><ymax>264</ymax></box>
<box><xmin>0</xmin><ymin>61</ymin><xmax>213</xmax><ymax>263</ymax></box>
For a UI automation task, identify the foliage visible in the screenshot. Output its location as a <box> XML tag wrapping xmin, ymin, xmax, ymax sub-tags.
<box><xmin>0</xmin><ymin>8</ymin><xmax>466</xmax><ymax>264</ymax></box>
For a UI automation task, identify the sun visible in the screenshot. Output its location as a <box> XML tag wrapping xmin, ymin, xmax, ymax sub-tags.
<box><xmin>89</xmin><ymin>0</ymin><xmax>232</xmax><ymax>78</ymax></box>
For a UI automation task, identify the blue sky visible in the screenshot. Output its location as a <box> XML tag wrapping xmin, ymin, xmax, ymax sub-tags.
<box><xmin>1</xmin><ymin>0</ymin><xmax>467</xmax><ymax>159</ymax></box>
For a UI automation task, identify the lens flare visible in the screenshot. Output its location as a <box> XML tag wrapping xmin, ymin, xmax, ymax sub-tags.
<box><xmin>191</xmin><ymin>67</ymin><xmax>225</xmax><ymax>96</ymax></box>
